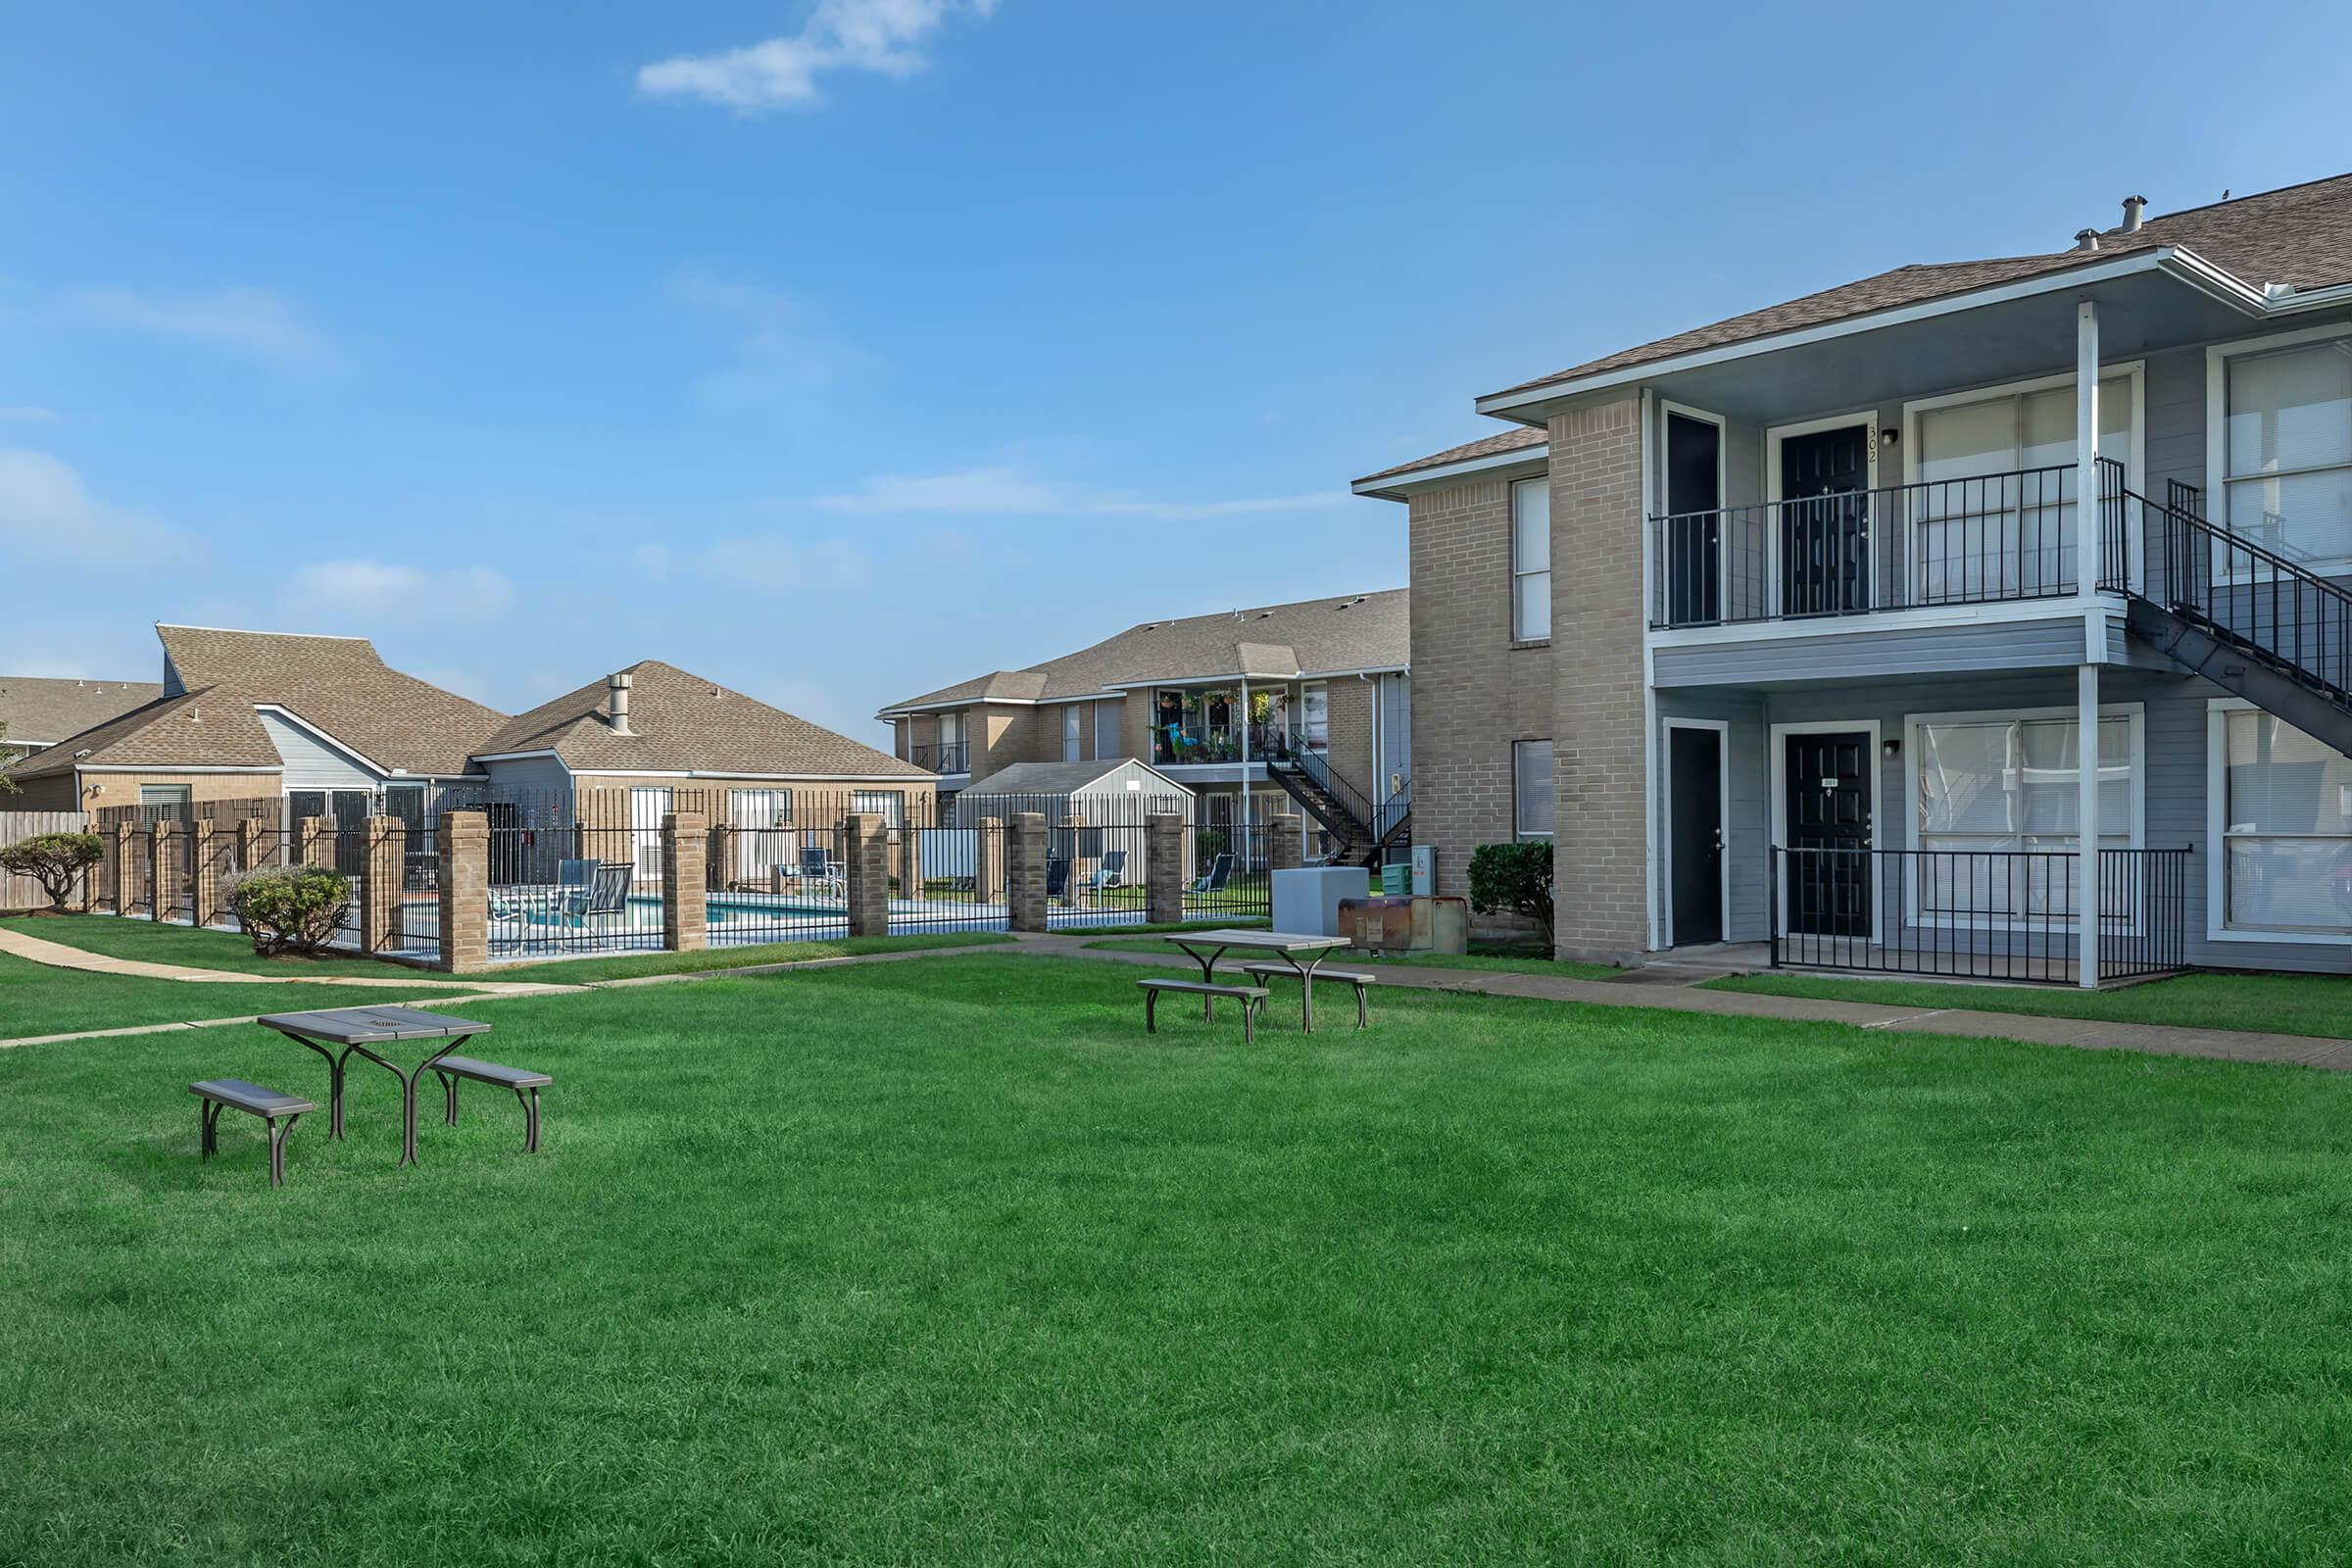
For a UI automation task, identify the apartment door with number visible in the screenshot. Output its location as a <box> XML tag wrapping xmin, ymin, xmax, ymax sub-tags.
<box><xmin>1780</xmin><ymin>425</ymin><xmax>1870</xmax><ymax>616</ymax></box>
<box><xmin>1783</xmin><ymin>731</ymin><xmax>1872</xmax><ymax>938</ymax></box>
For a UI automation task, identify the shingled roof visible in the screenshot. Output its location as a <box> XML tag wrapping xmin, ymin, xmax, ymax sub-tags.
<box><xmin>2</xmin><ymin>626</ymin><xmax>509</xmax><ymax>782</ymax></box>
<box><xmin>481</xmin><ymin>661</ymin><xmax>927</xmax><ymax>779</ymax></box>
<box><xmin>1490</xmin><ymin>172</ymin><xmax>2352</xmax><ymax>402</ymax></box>
<box><xmin>0</xmin><ymin>676</ymin><xmax>164</xmax><ymax>750</ymax></box>
<box><xmin>1353</xmin><ymin>426</ymin><xmax>1547</xmax><ymax>488</ymax></box>
<box><xmin>879</xmin><ymin>589</ymin><xmax>1408</xmax><ymax>716</ymax></box>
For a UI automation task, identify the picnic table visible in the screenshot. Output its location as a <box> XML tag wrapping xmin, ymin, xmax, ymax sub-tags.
<box><xmin>257</xmin><ymin>1005</ymin><xmax>493</xmax><ymax>1167</ymax></box>
<box><xmin>1164</xmin><ymin>928</ymin><xmax>1350</xmax><ymax>1033</ymax></box>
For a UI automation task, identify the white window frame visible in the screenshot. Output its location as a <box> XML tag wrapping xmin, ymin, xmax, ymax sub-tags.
<box><xmin>1060</xmin><ymin>704</ymin><xmax>1082</xmax><ymax>761</ymax></box>
<box><xmin>1094</xmin><ymin>700</ymin><xmax>1121</xmax><ymax>760</ymax></box>
<box><xmin>1510</xmin><ymin>476</ymin><xmax>1551</xmax><ymax>642</ymax></box>
<box><xmin>1902</xmin><ymin>362</ymin><xmax>2147</xmax><ymax>596</ymax></box>
<box><xmin>1512</xmin><ymin>738</ymin><xmax>1554</xmax><ymax>840</ymax></box>
<box><xmin>2207</xmin><ymin>322</ymin><xmax>2352</xmax><ymax>579</ymax></box>
<box><xmin>2205</xmin><ymin>695</ymin><xmax>2352</xmax><ymax>946</ymax></box>
<box><xmin>1902</xmin><ymin>702</ymin><xmax>2145</xmax><ymax>933</ymax></box>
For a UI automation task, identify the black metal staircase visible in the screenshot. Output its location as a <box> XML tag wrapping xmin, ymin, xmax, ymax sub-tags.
<box><xmin>2123</xmin><ymin>483</ymin><xmax>2352</xmax><ymax>757</ymax></box>
<box><xmin>1263</xmin><ymin>731</ymin><xmax>1410</xmax><ymax>868</ymax></box>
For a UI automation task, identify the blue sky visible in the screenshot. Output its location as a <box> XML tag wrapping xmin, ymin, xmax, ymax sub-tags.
<box><xmin>6</xmin><ymin>0</ymin><xmax>2350</xmax><ymax>745</ymax></box>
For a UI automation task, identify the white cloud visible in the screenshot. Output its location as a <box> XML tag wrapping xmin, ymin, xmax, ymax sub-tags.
<box><xmin>0</xmin><ymin>449</ymin><xmax>181</xmax><ymax>563</ymax></box>
<box><xmin>67</xmin><ymin>286</ymin><xmax>327</xmax><ymax>369</ymax></box>
<box><xmin>0</xmin><ymin>406</ymin><xmax>56</xmax><ymax>422</ymax></box>
<box><xmin>669</xmin><ymin>274</ymin><xmax>877</xmax><ymax>402</ymax></box>
<box><xmin>288</xmin><ymin>560</ymin><xmax>514</xmax><ymax>621</ymax></box>
<box><xmin>810</xmin><ymin>464</ymin><xmax>1342</xmax><ymax>520</ymax></box>
<box><xmin>637</xmin><ymin>0</ymin><xmax>998</xmax><ymax>112</ymax></box>
<box><xmin>707</xmin><ymin>535</ymin><xmax>877</xmax><ymax>589</ymax></box>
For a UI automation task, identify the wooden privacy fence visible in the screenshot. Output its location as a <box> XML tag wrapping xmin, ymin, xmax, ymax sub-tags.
<box><xmin>0</xmin><ymin>809</ymin><xmax>92</xmax><ymax>910</ymax></box>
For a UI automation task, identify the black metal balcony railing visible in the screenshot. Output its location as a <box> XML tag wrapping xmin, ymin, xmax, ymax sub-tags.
<box><xmin>1151</xmin><ymin>722</ymin><xmax>1294</xmax><ymax>766</ymax></box>
<box><xmin>909</xmin><ymin>741</ymin><xmax>968</xmax><ymax>773</ymax></box>
<box><xmin>1769</xmin><ymin>845</ymin><xmax>2189</xmax><ymax>984</ymax></box>
<box><xmin>1651</xmin><ymin>459</ymin><xmax>2129</xmax><ymax>629</ymax></box>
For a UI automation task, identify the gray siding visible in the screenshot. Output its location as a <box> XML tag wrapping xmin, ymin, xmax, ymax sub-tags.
<box><xmin>1654</xmin><ymin>615</ymin><xmax>2090</xmax><ymax>687</ymax></box>
<box><xmin>478</xmin><ymin>755</ymin><xmax>572</xmax><ymax>799</ymax></box>
<box><xmin>255</xmin><ymin>710</ymin><xmax>379</xmax><ymax>792</ymax></box>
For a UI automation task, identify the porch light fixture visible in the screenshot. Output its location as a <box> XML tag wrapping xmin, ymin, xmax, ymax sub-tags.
<box><xmin>1882</xmin><ymin>738</ymin><xmax>1901</xmax><ymax>760</ymax></box>
<box><xmin>1879</xmin><ymin>427</ymin><xmax>1898</xmax><ymax>448</ymax></box>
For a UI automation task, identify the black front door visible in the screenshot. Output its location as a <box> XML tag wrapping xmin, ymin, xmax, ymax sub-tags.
<box><xmin>1668</xmin><ymin>726</ymin><xmax>1724</xmax><ymax>945</ymax></box>
<box><xmin>1664</xmin><ymin>413</ymin><xmax>1723</xmax><ymax>625</ymax></box>
<box><xmin>1780</xmin><ymin>425</ymin><xmax>1870</xmax><ymax>616</ymax></box>
<box><xmin>1784</xmin><ymin>731</ymin><xmax>1872</xmax><ymax>938</ymax></box>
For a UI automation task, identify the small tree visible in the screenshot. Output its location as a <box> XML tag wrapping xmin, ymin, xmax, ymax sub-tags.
<box><xmin>224</xmin><ymin>865</ymin><xmax>353</xmax><ymax>957</ymax></box>
<box><xmin>1467</xmin><ymin>841</ymin><xmax>1555</xmax><ymax>949</ymax></box>
<box><xmin>0</xmin><ymin>831</ymin><xmax>103</xmax><ymax>913</ymax></box>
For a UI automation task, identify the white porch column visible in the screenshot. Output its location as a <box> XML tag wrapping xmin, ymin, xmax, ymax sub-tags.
<box><xmin>2076</xmin><ymin>662</ymin><xmax>2102</xmax><ymax>988</ymax></box>
<box><xmin>2076</xmin><ymin>300</ymin><xmax>2102</xmax><ymax>598</ymax></box>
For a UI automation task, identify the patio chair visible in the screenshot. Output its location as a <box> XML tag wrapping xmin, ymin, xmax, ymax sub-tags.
<box><xmin>487</xmin><ymin>857</ymin><xmax>594</xmax><ymax>923</ymax></box>
<box><xmin>1080</xmin><ymin>848</ymin><xmax>1128</xmax><ymax>893</ymax></box>
<box><xmin>1046</xmin><ymin>855</ymin><xmax>1070</xmax><ymax>903</ymax></box>
<box><xmin>558</xmin><ymin>861</ymin><xmax>633</xmax><ymax>928</ymax></box>
<box><xmin>1188</xmin><ymin>852</ymin><xmax>1233</xmax><ymax>896</ymax></box>
<box><xmin>797</xmin><ymin>845</ymin><xmax>847</xmax><ymax>899</ymax></box>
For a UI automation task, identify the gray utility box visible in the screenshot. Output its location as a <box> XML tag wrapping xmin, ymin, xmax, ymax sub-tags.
<box><xmin>1272</xmin><ymin>865</ymin><xmax>1371</xmax><ymax>937</ymax></box>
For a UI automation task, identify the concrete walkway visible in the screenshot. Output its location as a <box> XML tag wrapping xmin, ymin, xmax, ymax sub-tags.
<box><xmin>0</xmin><ymin>922</ymin><xmax>556</xmax><ymax>993</ymax></box>
<box><xmin>1012</xmin><ymin>934</ymin><xmax>2352</xmax><ymax>1073</ymax></box>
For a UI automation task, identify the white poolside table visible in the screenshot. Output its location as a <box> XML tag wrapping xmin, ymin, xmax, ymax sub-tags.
<box><xmin>1164</xmin><ymin>928</ymin><xmax>1350</xmax><ymax>1033</ymax></box>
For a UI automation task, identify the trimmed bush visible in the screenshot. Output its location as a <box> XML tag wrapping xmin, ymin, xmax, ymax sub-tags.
<box><xmin>0</xmin><ymin>831</ymin><xmax>103</xmax><ymax>913</ymax></box>
<box><xmin>1466</xmin><ymin>841</ymin><xmax>1555</xmax><ymax>949</ymax></box>
<box><xmin>224</xmin><ymin>866</ymin><xmax>353</xmax><ymax>957</ymax></box>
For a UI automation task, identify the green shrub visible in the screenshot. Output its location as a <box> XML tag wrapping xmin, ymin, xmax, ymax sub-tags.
<box><xmin>0</xmin><ymin>831</ymin><xmax>103</xmax><ymax>912</ymax></box>
<box><xmin>1467</xmin><ymin>841</ymin><xmax>1555</xmax><ymax>948</ymax></box>
<box><xmin>224</xmin><ymin>866</ymin><xmax>353</xmax><ymax>957</ymax></box>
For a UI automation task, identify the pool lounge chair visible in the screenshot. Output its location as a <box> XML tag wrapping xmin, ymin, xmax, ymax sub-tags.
<box><xmin>1080</xmin><ymin>848</ymin><xmax>1128</xmax><ymax>894</ymax></box>
<box><xmin>557</xmin><ymin>861</ymin><xmax>633</xmax><ymax>928</ymax></box>
<box><xmin>1187</xmin><ymin>852</ymin><xmax>1233</xmax><ymax>897</ymax></box>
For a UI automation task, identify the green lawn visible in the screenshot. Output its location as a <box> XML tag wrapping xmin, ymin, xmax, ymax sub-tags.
<box><xmin>1087</xmin><ymin>935</ymin><xmax>1619</xmax><ymax>980</ymax></box>
<box><xmin>0</xmin><ymin>950</ymin><xmax>451</xmax><ymax>1043</ymax></box>
<box><xmin>4</xmin><ymin>913</ymin><xmax>413</xmax><ymax>979</ymax></box>
<box><xmin>492</xmin><ymin>930</ymin><xmax>1013</xmax><ymax>982</ymax></box>
<box><xmin>7</xmin><ymin>954</ymin><xmax>2352</xmax><ymax>1562</ymax></box>
<box><xmin>1706</xmin><ymin>968</ymin><xmax>2352</xmax><ymax>1042</ymax></box>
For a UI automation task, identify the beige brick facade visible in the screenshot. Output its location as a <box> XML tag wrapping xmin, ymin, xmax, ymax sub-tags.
<box><xmin>1546</xmin><ymin>399</ymin><xmax>1647</xmax><ymax>962</ymax></box>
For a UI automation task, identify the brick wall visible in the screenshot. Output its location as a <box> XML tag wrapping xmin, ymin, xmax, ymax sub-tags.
<box><xmin>1405</xmin><ymin>466</ymin><xmax>1558</xmax><ymax>908</ymax></box>
<box><xmin>1548</xmin><ymin>397</ymin><xmax>1647</xmax><ymax>962</ymax></box>
<box><xmin>1321</xmin><ymin>674</ymin><xmax>1379</xmax><ymax>805</ymax></box>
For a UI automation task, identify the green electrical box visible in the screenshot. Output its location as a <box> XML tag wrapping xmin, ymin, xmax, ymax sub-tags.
<box><xmin>1379</xmin><ymin>863</ymin><xmax>1410</xmax><ymax>896</ymax></box>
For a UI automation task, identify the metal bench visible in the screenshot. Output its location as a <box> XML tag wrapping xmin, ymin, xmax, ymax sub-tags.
<box><xmin>189</xmin><ymin>1079</ymin><xmax>316</xmax><ymax>1188</ymax></box>
<box><xmin>1241</xmin><ymin>963</ymin><xmax>1377</xmax><ymax>1029</ymax></box>
<box><xmin>1138</xmin><ymin>977</ymin><xmax>1270</xmax><ymax>1044</ymax></box>
<box><xmin>429</xmin><ymin>1055</ymin><xmax>553</xmax><ymax>1154</ymax></box>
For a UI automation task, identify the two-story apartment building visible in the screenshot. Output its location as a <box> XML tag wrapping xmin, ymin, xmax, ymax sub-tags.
<box><xmin>1360</xmin><ymin>175</ymin><xmax>2352</xmax><ymax>981</ymax></box>
<box><xmin>876</xmin><ymin>591</ymin><xmax>1412</xmax><ymax>862</ymax></box>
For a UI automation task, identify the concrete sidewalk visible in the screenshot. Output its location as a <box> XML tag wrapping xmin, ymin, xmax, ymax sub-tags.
<box><xmin>0</xmin><ymin>922</ymin><xmax>551</xmax><ymax>992</ymax></box>
<box><xmin>1014</xmin><ymin>934</ymin><xmax>2352</xmax><ymax>1073</ymax></box>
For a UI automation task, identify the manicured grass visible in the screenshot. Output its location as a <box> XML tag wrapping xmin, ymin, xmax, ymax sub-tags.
<box><xmin>1705</xmin><ymin>968</ymin><xmax>2352</xmax><ymax>1042</ymax></box>
<box><xmin>491</xmin><ymin>930</ymin><xmax>1013</xmax><ymax>982</ymax></box>
<box><xmin>0</xmin><ymin>950</ymin><xmax>453</xmax><ymax>1042</ymax></box>
<box><xmin>8</xmin><ymin>954</ymin><xmax>2352</xmax><ymax>1562</ymax></box>
<box><xmin>3</xmin><ymin>913</ymin><xmax>414</xmax><ymax>980</ymax></box>
<box><xmin>1087</xmin><ymin>935</ymin><xmax>1620</xmax><ymax>979</ymax></box>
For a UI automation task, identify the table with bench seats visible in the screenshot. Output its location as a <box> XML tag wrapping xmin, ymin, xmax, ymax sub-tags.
<box><xmin>257</xmin><ymin>1005</ymin><xmax>498</xmax><ymax>1167</ymax></box>
<box><xmin>1161</xmin><ymin>929</ymin><xmax>1355</xmax><ymax>1034</ymax></box>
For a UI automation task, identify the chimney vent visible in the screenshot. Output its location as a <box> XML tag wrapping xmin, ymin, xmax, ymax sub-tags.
<box><xmin>2121</xmin><ymin>194</ymin><xmax>2148</xmax><ymax>232</ymax></box>
<box><xmin>2073</xmin><ymin>228</ymin><xmax>2101</xmax><ymax>253</ymax></box>
<box><xmin>608</xmin><ymin>670</ymin><xmax>634</xmax><ymax>736</ymax></box>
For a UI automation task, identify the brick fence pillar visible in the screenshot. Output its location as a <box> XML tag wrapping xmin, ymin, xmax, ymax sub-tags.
<box><xmin>976</xmin><ymin>812</ymin><xmax>1006</xmax><ymax>904</ymax></box>
<box><xmin>1006</xmin><ymin>811</ymin><xmax>1049</xmax><ymax>933</ymax></box>
<box><xmin>110</xmin><ymin>821</ymin><xmax>135</xmax><ymax>913</ymax></box>
<box><xmin>844</xmin><ymin>812</ymin><xmax>891</xmax><ymax>938</ymax></box>
<box><xmin>1268</xmin><ymin>810</ymin><xmax>1303</xmax><ymax>873</ymax></box>
<box><xmin>238</xmin><ymin>815</ymin><xmax>270</xmax><ymax>876</ymax></box>
<box><xmin>662</xmin><ymin>810</ymin><xmax>708</xmax><ymax>952</ymax></box>
<box><xmin>1146</xmin><ymin>812</ymin><xmax>1184</xmax><ymax>924</ymax></box>
<box><xmin>150</xmin><ymin>820</ymin><xmax>186</xmax><ymax>923</ymax></box>
<box><xmin>189</xmin><ymin>819</ymin><xmax>222</xmax><ymax>927</ymax></box>
<box><xmin>296</xmin><ymin>814</ymin><xmax>334</xmax><ymax>869</ymax></box>
<box><xmin>436</xmin><ymin>809</ymin><xmax>489</xmax><ymax>974</ymax></box>
<box><xmin>361</xmin><ymin>814</ymin><xmax>405</xmax><ymax>953</ymax></box>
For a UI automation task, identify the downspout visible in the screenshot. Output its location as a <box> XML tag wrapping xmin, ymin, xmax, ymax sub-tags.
<box><xmin>1240</xmin><ymin>675</ymin><xmax>1250</xmax><ymax>847</ymax></box>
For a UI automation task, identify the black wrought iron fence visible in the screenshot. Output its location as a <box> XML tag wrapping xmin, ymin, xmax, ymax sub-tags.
<box><xmin>485</xmin><ymin>815</ymin><xmax>650</xmax><ymax>957</ymax></box>
<box><xmin>704</xmin><ymin>820</ymin><xmax>853</xmax><ymax>946</ymax></box>
<box><xmin>1770</xmin><ymin>845</ymin><xmax>2189</xmax><ymax>984</ymax></box>
<box><xmin>1185</xmin><ymin>821</ymin><xmax>1269</xmax><ymax>919</ymax></box>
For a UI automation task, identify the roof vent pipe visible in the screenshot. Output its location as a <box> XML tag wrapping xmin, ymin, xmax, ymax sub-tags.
<box><xmin>608</xmin><ymin>671</ymin><xmax>634</xmax><ymax>735</ymax></box>
<box><xmin>2073</xmin><ymin>228</ymin><xmax>2101</xmax><ymax>253</ymax></box>
<box><xmin>2121</xmin><ymin>194</ymin><xmax>2148</xmax><ymax>232</ymax></box>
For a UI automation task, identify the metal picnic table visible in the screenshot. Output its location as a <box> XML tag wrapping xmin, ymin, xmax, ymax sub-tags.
<box><xmin>257</xmin><ymin>1005</ymin><xmax>493</xmax><ymax>1167</ymax></box>
<box><xmin>1164</xmin><ymin>928</ymin><xmax>1351</xmax><ymax>1033</ymax></box>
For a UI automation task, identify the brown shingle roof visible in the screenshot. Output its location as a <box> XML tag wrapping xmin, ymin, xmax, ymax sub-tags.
<box><xmin>0</xmin><ymin>690</ymin><xmax>255</xmax><ymax>779</ymax></box>
<box><xmin>1489</xmin><ymin>172</ymin><xmax>2352</xmax><ymax>402</ymax></box>
<box><xmin>1352</xmin><ymin>426</ymin><xmax>1548</xmax><ymax>487</ymax></box>
<box><xmin>0</xmin><ymin>676</ymin><xmax>164</xmax><ymax>749</ymax></box>
<box><xmin>481</xmin><ymin>661</ymin><xmax>928</xmax><ymax>779</ymax></box>
<box><xmin>880</xmin><ymin>589</ymin><xmax>1408</xmax><ymax>715</ymax></box>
